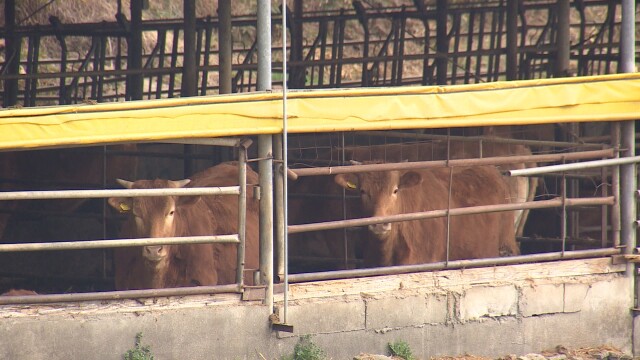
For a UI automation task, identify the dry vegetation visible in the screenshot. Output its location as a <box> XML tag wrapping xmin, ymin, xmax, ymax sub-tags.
<box><xmin>0</xmin><ymin>0</ymin><xmax>411</xmax><ymax>26</ymax></box>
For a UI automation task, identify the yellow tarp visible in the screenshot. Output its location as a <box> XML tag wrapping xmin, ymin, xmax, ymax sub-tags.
<box><xmin>1</xmin><ymin>73</ymin><xmax>639</xmax><ymax>150</ymax></box>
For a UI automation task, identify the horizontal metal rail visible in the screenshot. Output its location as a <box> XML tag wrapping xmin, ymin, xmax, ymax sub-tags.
<box><xmin>156</xmin><ymin>137</ymin><xmax>248</xmax><ymax>147</ymax></box>
<box><xmin>0</xmin><ymin>186</ymin><xmax>240</xmax><ymax>201</ymax></box>
<box><xmin>508</xmin><ymin>155</ymin><xmax>640</xmax><ymax>176</ymax></box>
<box><xmin>0</xmin><ymin>284</ymin><xmax>242</xmax><ymax>305</ymax></box>
<box><xmin>356</xmin><ymin>130</ymin><xmax>608</xmax><ymax>149</ymax></box>
<box><xmin>0</xmin><ymin>235</ymin><xmax>240</xmax><ymax>252</ymax></box>
<box><xmin>287</xmin><ymin>248</ymin><xmax>621</xmax><ymax>283</ymax></box>
<box><xmin>288</xmin><ymin>196</ymin><xmax>614</xmax><ymax>234</ymax></box>
<box><xmin>291</xmin><ymin>149</ymin><xmax>614</xmax><ymax>177</ymax></box>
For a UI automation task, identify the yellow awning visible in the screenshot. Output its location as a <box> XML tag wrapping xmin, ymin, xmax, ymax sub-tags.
<box><xmin>1</xmin><ymin>73</ymin><xmax>639</xmax><ymax>150</ymax></box>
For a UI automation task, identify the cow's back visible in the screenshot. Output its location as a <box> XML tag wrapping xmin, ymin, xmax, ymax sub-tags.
<box><xmin>381</xmin><ymin>166</ymin><xmax>515</xmax><ymax>265</ymax></box>
<box><xmin>444</xmin><ymin>166</ymin><xmax>516</xmax><ymax>259</ymax></box>
<box><xmin>184</xmin><ymin>161</ymin><xmax>260</xmax><ymax>285</ymax></box>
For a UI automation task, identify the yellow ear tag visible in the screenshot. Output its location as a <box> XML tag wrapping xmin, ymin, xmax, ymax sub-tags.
<box><xmin>119</xmin><ymin>203</ymin><xmax>131</xmax><ymax>213</ymax></box>
<box><xmin>346</xmin><ymin>181</ymin><xmax>357</xmax><ymax>189</ymax></box>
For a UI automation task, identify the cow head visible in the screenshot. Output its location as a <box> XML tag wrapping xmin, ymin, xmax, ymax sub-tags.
<box><xmin>108</xmin><ymin>178</ymin><xmax>197</xmax><ymax>265</ymax></box>
<box><xmin>335</xmin><ymin>168</ymin><xmax>422</xmax><ymax>239</ymax></box>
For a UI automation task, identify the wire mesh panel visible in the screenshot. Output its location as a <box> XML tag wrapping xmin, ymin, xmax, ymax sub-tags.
<box><xmin>286</xmin><ymin>122</ymin><xmax>618</xmax><ymax>274</ymax></box>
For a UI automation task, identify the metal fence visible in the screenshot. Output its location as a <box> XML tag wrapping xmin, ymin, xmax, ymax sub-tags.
<box><xmin>2</xmin><ymin>0</ymin><xmax>639</xmax><ymax>107</ymax></box>
<box><xmin>284</xmin><ymin>124</ymin><xmax>626</xmax><ymax>277</ymax></box>
<box><xmin>0</xmin><ymin>138</ymin><xmax>254</xmax><ymax>303</ymax></box>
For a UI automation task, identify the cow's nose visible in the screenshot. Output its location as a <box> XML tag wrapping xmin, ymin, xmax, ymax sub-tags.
<box><xmin>368</xmin><ymin>223</ymin><xmax>391</xmax><ymax>236</ymax></box>
<box><xmin>143</xmin><ymin>245</ymin><xmax>164</xmax><ymax>262</ymax></box>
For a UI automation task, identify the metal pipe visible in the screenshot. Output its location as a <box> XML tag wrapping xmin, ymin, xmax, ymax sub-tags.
<box><xmin>0</xmin><ymin>284</ymin><xmax>241</xmax><ymax>305</ymax></box>
<box><xmin>158</xmin><ymin>138</ymin><xmax>245</xmax><ymax>147</ymax></box>
<box><xmin>0</xmin><ymin>235</ymin><xmax>239</xmax><ymax>252</ymax></box>
<box><xmin>508</xmin><ymin>156</ymin><xmax>640</xmax><ymax>177</ymax></box>
<box><xmin>506</xmin><ymin>0</ymin><xmax>518</xmax><ymax>80</ymax></box>
<box><xmin>3</xmin><ymin>0</ymin><xmax>18</xmax><ymax>107</ymax></box>
<box><xmin>356</xmin><ymin>130</ymin><xmax>606</xmax><ymax>149</ymax></box>
<box><xmin>292</xmin><ymin>149</ymin><xmax>614</xmax><ymax>177</ymax></box>
<box><xmin>128</xmin><ymin>0</ymin><xmax>143</xmax><ymax>100</ymax></box>
<box><xmin>274</xmin><ymin>137</ymin><xmax>285</xmax><ymax>282</ymax></box>
<box><xmin>612</xmin><ymin>123</ymin><xmax>621</xmax><ymax>248</ymax></box>
<box><xmin>289</xmin><ymin>197</ymin><xmax>614</xmax><ymax>234</ymax></box>
<box><xmin>181</xmin><ymin>0</ymin><xmax>197</xmax><ymax>97</ymax></box>
<box><xmin>281</xmin><ymin>0</ymin><xmax>291</xmax><ymax>324</ymax></box>
<box><xmin>620</xmin><ymin>0</ymin><xmax>637</xmax><ymax>282</ymax></box>
<box><xmin>435</xmin><ymin>0</ymin><xmax>448</xmax><ymax>84</ymax></box>
<box><xmin>218</xmin><ymin>0</ymin><xmax>232</xmax><ymax>94</ymax></box>
<box><xmin>0</xmin><ymin>186</ymin><xmax>240</xmax><ymax>201</ymax></box>
<box><xmin>257</xmin><ymin>0</ymin><xmax>272</xmax><ymax>91</ymax></box>
<box><xmin>258</xmin><ymin>135</ymin><xmax>274</xmax><ymax>310</ymax></box>
<box><xmin>257</xmin><ymin>0</ymin><xmax>274</xmax><ymax>311</ymax></box>
<box><xmin>555</xmin><ymin>0</ymin><xmax>570</xmax><ymax>77</ymax></box>
<box><xmin>288</xmin><ymin>248</ymin><xmax>621</xmax><ymax>283</ymax></box>
<box><xmin>561</xmin><ymin>173</ymin><xmax>567</xmax><ymax>255</ymax></box>
<box><xmin>236</xmin><ymin>146</ymin><xmax>248</xmax><ymax>286</ymax></box>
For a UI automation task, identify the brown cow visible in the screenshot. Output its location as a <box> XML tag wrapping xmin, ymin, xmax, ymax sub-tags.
<box><xmin>108</xmin><ymin>161</ymin><xmax>259</xmax><ymax>290</ymax></box>
<box><xmin>334</xmin><ymin>163</ymin><xmax>516</xmax><ymax>266</ymax></box>
<box><xmin>343</xmin><ymin>139</ymin><xmax>536</xmax><ymax>255</ymax></box>
<box><xmin>287</xmin><ymin>138</ymin><xmax>533</xmax><ymax>270</ymax></box>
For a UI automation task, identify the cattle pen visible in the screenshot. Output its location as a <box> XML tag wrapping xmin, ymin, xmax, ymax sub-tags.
<box><xmin>0</xmin><ymin>72</ymin><xmax>638</xmax><ymax>359</ymax></box>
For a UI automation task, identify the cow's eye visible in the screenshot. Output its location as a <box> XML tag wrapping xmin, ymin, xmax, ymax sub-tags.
<box><xmin>168</xmin><ymin>210</ymin><xmax>175</xmax><ymax>216</ymax></box>
<box><xmin>393</xmin><ymin>187</ymin><xmax>399</xmax><ymax>194</ymax></box>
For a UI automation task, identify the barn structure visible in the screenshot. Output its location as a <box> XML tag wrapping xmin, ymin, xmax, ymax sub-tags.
<box><xmin>1</xmin><ymin>1</ymin><xmax>639</xmax><ymax>359</ymax></box>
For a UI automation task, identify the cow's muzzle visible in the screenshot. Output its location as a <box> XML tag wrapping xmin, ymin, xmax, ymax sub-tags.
<box><xmin>368</xmin><ymin>223</ymin><xmax>392</xmax><ymax>236</ymax></box>
<box><xmin>143</xmin><ymin>245</ymin><xmax>166</xmax><ymax>262</ymax></box>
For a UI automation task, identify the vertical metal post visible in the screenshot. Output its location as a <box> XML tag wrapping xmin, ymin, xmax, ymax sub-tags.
<box><xmin>555</xmin><ymin>0</ymin><xmax>570</xmax><ymax>77</ymax></box>
<box><xmin>291</xmin><ymin>0</ymin><xmax>304</xmax><ymax>88</ymax></box>
<box><xmin>4</xmin><ymin>0</ymin><xmax>19</xmax><ymax>107</ymax></box>
<box><xmin>182</xmin><ymin>0</ymin><xmax>197</xmax><ymax>97</ymax></box>
<box><xmin>274</xmin><ymin>136</ymin><xmax>285</xmax><ymax>282</ymax></box>
<box><xmin>182</xmin><ymin>0</ymin><xmax>197</xmax><ymax>178</ymax></box>
<box><xmin>612</xmin><ymin>125</ymin><xmax>622</xmax><ymax>249</ymax></box>
<box><xmin>280</xmin><ymin>2</ymin><xmax>290</xmax><ymax>324</ymax></box>
<box><xmin>236</xmin><ymin>144</ymin><xmax>248</xmax><ymax>287</ymax></box>
<box><xmin>506</xmin><ymin>0</ymin><xmax>518</xmax><ymax>80</ymax></box>
<box><xmin>257</xmin><ymin>0</ymin><xmax>274</xmax><ymax>311</ymax></box>
<box><xmin>128</xmin><ymin>0</ymin><xmax>143</xmax><ymax>100</ymax></box>
<box><xmin>619</xmin><ymin>0</ymin><xmax>636</xmax><ymax>272</ymax></box>
<box><xmin>620</xmin><ymin>0</ymin><xmax>637</xmax><ymax>354</ymax></box>
<box><xmin>218</xmin><ymin>0</ymin><xmax>232</xmax><ymax>95</ymax></box>
<box><xmin>435</xmin><ymin>0</ymin><xmax>449</xmax><ymax>85</ymax></box>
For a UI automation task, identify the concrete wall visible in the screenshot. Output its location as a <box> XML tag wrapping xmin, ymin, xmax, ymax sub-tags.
<box><xmin>0</xmin><ymin>257</ymin><xmax>633</xmax><ymax>359</ymax></box>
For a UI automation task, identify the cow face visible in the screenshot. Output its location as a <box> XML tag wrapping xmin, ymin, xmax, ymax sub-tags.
<box><xmin>108</xmin><ymin>178</ymin><xmax>196</xmax><ymax>265</ymax></box>
<box><xmin>335</xmin><ymin>170</ymin><xmax>422</xmax><ymax>238</ymax></box>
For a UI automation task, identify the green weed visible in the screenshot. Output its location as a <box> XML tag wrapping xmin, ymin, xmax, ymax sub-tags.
<box><xmin>281</xmin><ymin>335</ymin><xmax>327</xmax><ymax>360</ymax></box>
<box><xmin>388</xmin><ymin>340</ymin><xmax>415</xmax><ymax>360</ymax></box>
<box><xmin>124</xmin><ymin>332</ymin><xmax>155</xmax><ymax>360</ymax></box>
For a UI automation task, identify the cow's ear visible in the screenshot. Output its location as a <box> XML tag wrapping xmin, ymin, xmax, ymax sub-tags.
<box><xmin>399</xmin><ymin>171</ymin><xmax>422</xmax><ymax>189</ymax></box>
<box><xmin>108</xmin><ymin>197</ymin><xmax>133</xmax><ymax>213</ymax></box>
<box><xmin>335</xmin><ymin>173</ymin><xmax>358</xmax><ymax>191</ymax></box>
